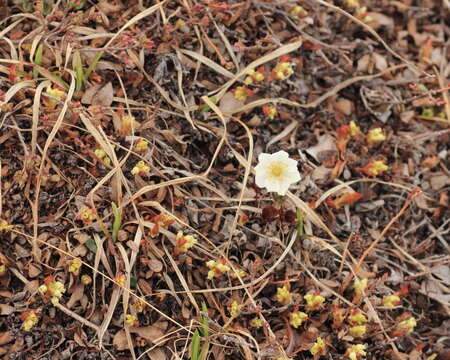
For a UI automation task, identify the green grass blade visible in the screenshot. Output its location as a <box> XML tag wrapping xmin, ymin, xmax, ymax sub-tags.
<box><xmin>111</xmin><ymin>202</ymin><xmax>122</xmax><ymax>242</ymax></box>
<box><xmin>74</xmin><ymin>51</ymin><xmax>84</xmax><ymax>91</ymax></box>
<box><xmin>190</xmin><ymin>329</ymin><xmax>200</xmax><ymax>360</ymax></box>
<box><xmin>200</xmin><ymin>341</ymin><xmax>210</xmax><ymax>360</ymax></box>
<box><xmin>33</xmin><ymin>43</ymin><xmax>43</xmax><ymax>78</ymax></box>
<box><xmin>84</xmin><ymin>51</ymin><xmax>104</xmax><ymax>80</ymax></box>
<box><xmin>34</xmin><ymin>64</ymin><xmax>69</xmax><ymax>90</ymax></box>
<box><xmin>296</xmin><ymin>209</ymin><xmax>304</xmax><ymax>237</ymax></box>
<box><xmin>200</xmin><ymin>301</ymin><xmax>209</xmax><ymax>337</ymax></box>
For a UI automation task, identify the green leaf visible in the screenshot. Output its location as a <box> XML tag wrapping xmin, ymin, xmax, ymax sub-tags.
<box><xmin>73</xmin><ymin>51</ymin><xmax>84</xmax><ymax>91</ymax></box>
<box><xmin>84</xmin><ymin>51</ymin><xmax>104</xmax><ymax>80</ymax></box>
<box><xmin>111</xmin><ymin>202</ymin><xmax>122</xmax><ymax>243</ymax></box>
<box><xmin>190</xmin><ymin>329</ymin><xmax>200</xmax><ymax>360</ymax></box>
<box><xmin>200</xmin><ymin>301</ymin><xmax>209</xmax><ymax>337</ymax></box>
<box><xmin>199</xmin><ymin>341</ymin><xmax>210</xmax><ymax>360</ymax></box>
<box><xmin>199</xmin><ymin>96</ymin><xmax>218</xmax><ymax>112</ymax></box>
<box><xmin>21</xmin><ymin>1</ymin><xmax>34</xmax><ymax>12</ymax></box>
<box><xmin>296</xmin><ymin>209</ymin><xmax>304</xmax><ymax>237</ymax></box>
<box><xmin>33</xmin><ymin>44</ymin><xmax>43</xmax><ymax>78</ymax></box>
<box><xmin>34</xmin><ymin>65</ymin><xmax>69</xmax><ymax>90</ymax></box>
<box><xmin>85</xmin><ymin>238</ymin><xmax>97</xmax><ymax>253</ymax></box>
<box><xmin>43</xmin><ymin>0</ymin><xmax>54</xmax><ymax>15</ymax></box>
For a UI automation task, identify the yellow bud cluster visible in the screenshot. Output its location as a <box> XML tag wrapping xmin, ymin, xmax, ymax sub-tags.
<box><xmin>131</xmin><ymin>160</ymin><xmax>150</xmax><ymax>176</ymax></box>
<box><xmin>276</xmin><ymin>285</ymin><xmax>292</xmax><ymax>306</ymax></box>
<box><xmin>0</xmin><ymin>220</ymin><xmax>12</xmax><ymax>231</ymax></box>
<box><xmin>304</xmin><ymin>293</ymin><xmax>325</xmax><ymax>311</ymax></box>
<box><xmin>68</xmin><ymin>258</ymin><xmax>82</xmax><ymax>274</ymax></box>
<box><xmin>229</xmin><ymin>300</ymin><xmax>242</xmax><ymax>317</ymax></box>
<box><xmin>39</xmin><ymin>277</ymin><xmax>66</xmax><ymax>306</ymax></box>
<box><xmin>310</xmin><ymin>337</ymin><xmax>326</xmax><ymax>355</ymax></box>
<box><xmin>175</xmin><ymin>231</ymin><xmax>197</xmax><ymax>254</ymax></box>
<box><xmin>94</xmin><ymin>148</ymin><xmax>111</xmax><ymax>166</ymax></box>
<box><xmin>346</xmin><ymin>344</ymin><xmax>367</xmax><ymax>360</ymax></box>
<box><xmin>290</xmin><ymin>311</ymin><xmax>308</xmax><ymax>328</ymax></box>
<box><xmin>206</xmin><ymin>259</ymin><xmax>230</xmax><ymax>280</ymax></box>
<box><xmin>366</xmin><ymin>128</ymin><xmax>386</xmax><ymax>145</ymax></box>
<box><xmin>21</xmin><ymin>310</ymin><xmax>39</xmax><ymax>331</ymax></box>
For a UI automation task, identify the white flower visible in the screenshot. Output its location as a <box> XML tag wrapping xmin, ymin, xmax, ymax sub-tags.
<box><xmin>254</xmin><ymin>151</ymin><xmax>301</xmax><ymax>195</ymax></box>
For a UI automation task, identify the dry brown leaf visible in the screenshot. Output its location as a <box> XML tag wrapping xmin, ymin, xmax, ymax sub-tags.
<box><xmin>357</xmin><ymin>54</ymin><xmax>371</xmax><ymax>73</ymax></box>
<box><xmin>413</xmin><ymin>193</ymin><xmax>434</xmax><ymax>211</ymax></box>
<box><xmin>420</xmin><ymin>279</ymin><xmax>450</xmax><ymax>309</ymax></box>
<box><xmin>367</xmin><ymin>12</ymin><xmax>394</xmax><ymax>29</ymax></box>
<box><xmin>92</xmin><ymin>82</ymin><xmax>114</xmax><ymax>107</ymax></box>
<box><xmin>311</xmin><ymin>166</ymin><xmax>333</xmax><ymax>184</ymax></box>
<box><xmin>81</xmin><ymin>82</ymin><xmax>114</xmax><ymax>107</ymax></box>
<box><xmin>334</xmin><ymin>98</ymin><xmax>353</xmax><ymax>115</ymax></box>
<box><xmin>430</xmin><ymin>265</ymin><xmax>450</xmax><ymax>286</ymax></box>
<box><xmin>97</xmin><ymin>1</ymin><xmax>123</xmax><ymax>14</ymax></box>
<box><xmin>81</xmin><ymin>84</ymin><xmax>102</xmax><ymax>104</ymax></box>
<box><xmin>306</xmin><ymin>134</ymin><xmax>337</xmax><ymax>163</ymax></box>
<box><xmin>297</xmin><ymin>326</ymin><xmax>319</xmax><ymax>351</ymax></box>
<box><xmin>73</xmin><ymin>232</ymin><xmax>90</xmax><ymax>244</ymax></box>
<box><xmin>28</xmin><ymin>263</ymin><xmax>41</xmax><ymax>278</ymax></box>
<box><xmin>73</xmin><ymin>245</ymin><xmax>88</xmax><ymax>257</ymax></box>
<box><xmin>0</xmin><ymin>331</ymin><xmax>13</xmax><ymax>346</ymax></box>
<box><xmin>372</xmin><ymin>53</ymin><xmax>388</xmax><ymax>72</ymax></box>
<box><xmin>66</xmin><ymin>283</ymin><xmax>85</xmax><ymax>309</ymax></box>
<box><xmin>430</xmin><ymin>174</ymin><xmax>450</xmax><ymax>190</ymax></box>
<box><xmin>219</xmin><ymin>92</ymin><xmax>244</xmax><ymax>116</ymax></box>
<box><xmin>138</xmin><ymin>278</ymin><xmax>153</xmax><ymax>296</ymax></box>
<box><xmin>113</xmin><ymin>330</ymin><xmax>129</xmax><ymax>351</ymax></box>
<box><xmin>148</xmin><ymin>259</ymin><xmax>163</xmax><ymax>272</ymax></box>
<box><xmin>147</xmin><ymin>348</ymin><xmax>166</xmax><ymax>360</ymax></box>
<box><xmin>0</xmin><ymin>304</ymin><xmax>14</xmax><ymax>315</ymax></box>
<box><xmin>129</xmin><ymin>322</ymin><xmax>167</xmax><ymax>344</ymax></box>
<box><xmin>421</xmin><ymin>156</ymin><xmax>439</xmax><ymax>169</ymax></box>
<box><xmin>24</xmin><ymin>280</ymin><xmax>39</xmax><ymax>293</ymax></box>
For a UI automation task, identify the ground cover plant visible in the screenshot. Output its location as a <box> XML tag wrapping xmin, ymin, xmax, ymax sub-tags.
<box><xmin>0</xmin><ymin>0</ymin><xmax>449</xmax><ymax>359</ymax></box>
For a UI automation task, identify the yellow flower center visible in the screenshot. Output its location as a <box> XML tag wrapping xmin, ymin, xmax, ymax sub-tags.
<box><xmin>268</xmin><ymin>162</ymin><xmax>285</xmax><ymax>179</ymax></box>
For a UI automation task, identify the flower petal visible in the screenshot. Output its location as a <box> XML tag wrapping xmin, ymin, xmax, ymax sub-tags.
<box><xmin>285</xmin><ymin>157</ymin><xmax>299</xmax><ymax>167</ymax></box>
<box><xmin>277</xmin><ymin>182</ymin><xmax>290</xmax><ymax>196</ymax></box>
<box><xmin>258</xmin><ymin>153</ymin><xmax>272</xmax><ymax>163</ymax></box>
<box><xmin>273</xmin><ymin>150</ymin><xmax>289</xmax><ymax>159</ymax></box>
<box><xmin>255</xmin><ymin>170</ymin><xmax>268</xmax><ymax>188</ymax></box>
<box><xmin>287</xmin><ymin>169</ymin><xmax>301</xmax><ymax>183</ymax></box>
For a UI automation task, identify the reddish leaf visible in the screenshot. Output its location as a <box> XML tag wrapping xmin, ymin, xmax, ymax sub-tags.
<box><xmin>327</xmin><ymin>192</ymin><xmax>363</xmax><ymax>208</ymax></box>
<box><xmin>281</xmin><ymin>210</ymin><xmax>296</xmax><ymax>225</ymax></box>
<box><xmin>262</xmin><ymin>205</ymin><xmax>279</xmax><ymax>222</ymax></box>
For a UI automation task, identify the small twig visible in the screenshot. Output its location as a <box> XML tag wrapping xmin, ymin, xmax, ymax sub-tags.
<box><xmin>55</xmin><ymin>303</ymin><xmax>99</xmax><ymax>332</ymax></box>
<box><xmin>337</xmin><ymin>232</ymin><xmax>354</xmax><ymax>278</ymax></box>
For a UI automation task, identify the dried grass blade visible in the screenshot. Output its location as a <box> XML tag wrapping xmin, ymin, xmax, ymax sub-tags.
<box><xmin>164</xmin><ymin>244</ymin><xmax>200</xmax><ymax>313</ymax></box>
<box><xmin>214</xmin><ymin>21</ymin><xmax>239</xmax><ymax>71</ymax></box>
<box><xmin>2</xmin><ymin>79</ymin><xmax>35</xmax><ymax>103</ymax></box>
<box><xmin>117</xmin><ymin>243</ymin><xmax>136</xmax><ymax>359</ymax></box>
<box><xmin>31</xmin><ymin>80</ymin><xmax>50</xmax><ymax>155</ymax></box>
<box><xmin>266</xmin><ymin>121</ymin><xmax>297</xmax><ymax>149</ymax></box>
<box><xmin>98</xmin><ymin>286</ymin><xmax>121</xmax><ymax>348</ymax></box>
<box><xmin>179</xmin><ymin>49</ymin><xmax>234</xmax><ymax>78</ymax></box>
